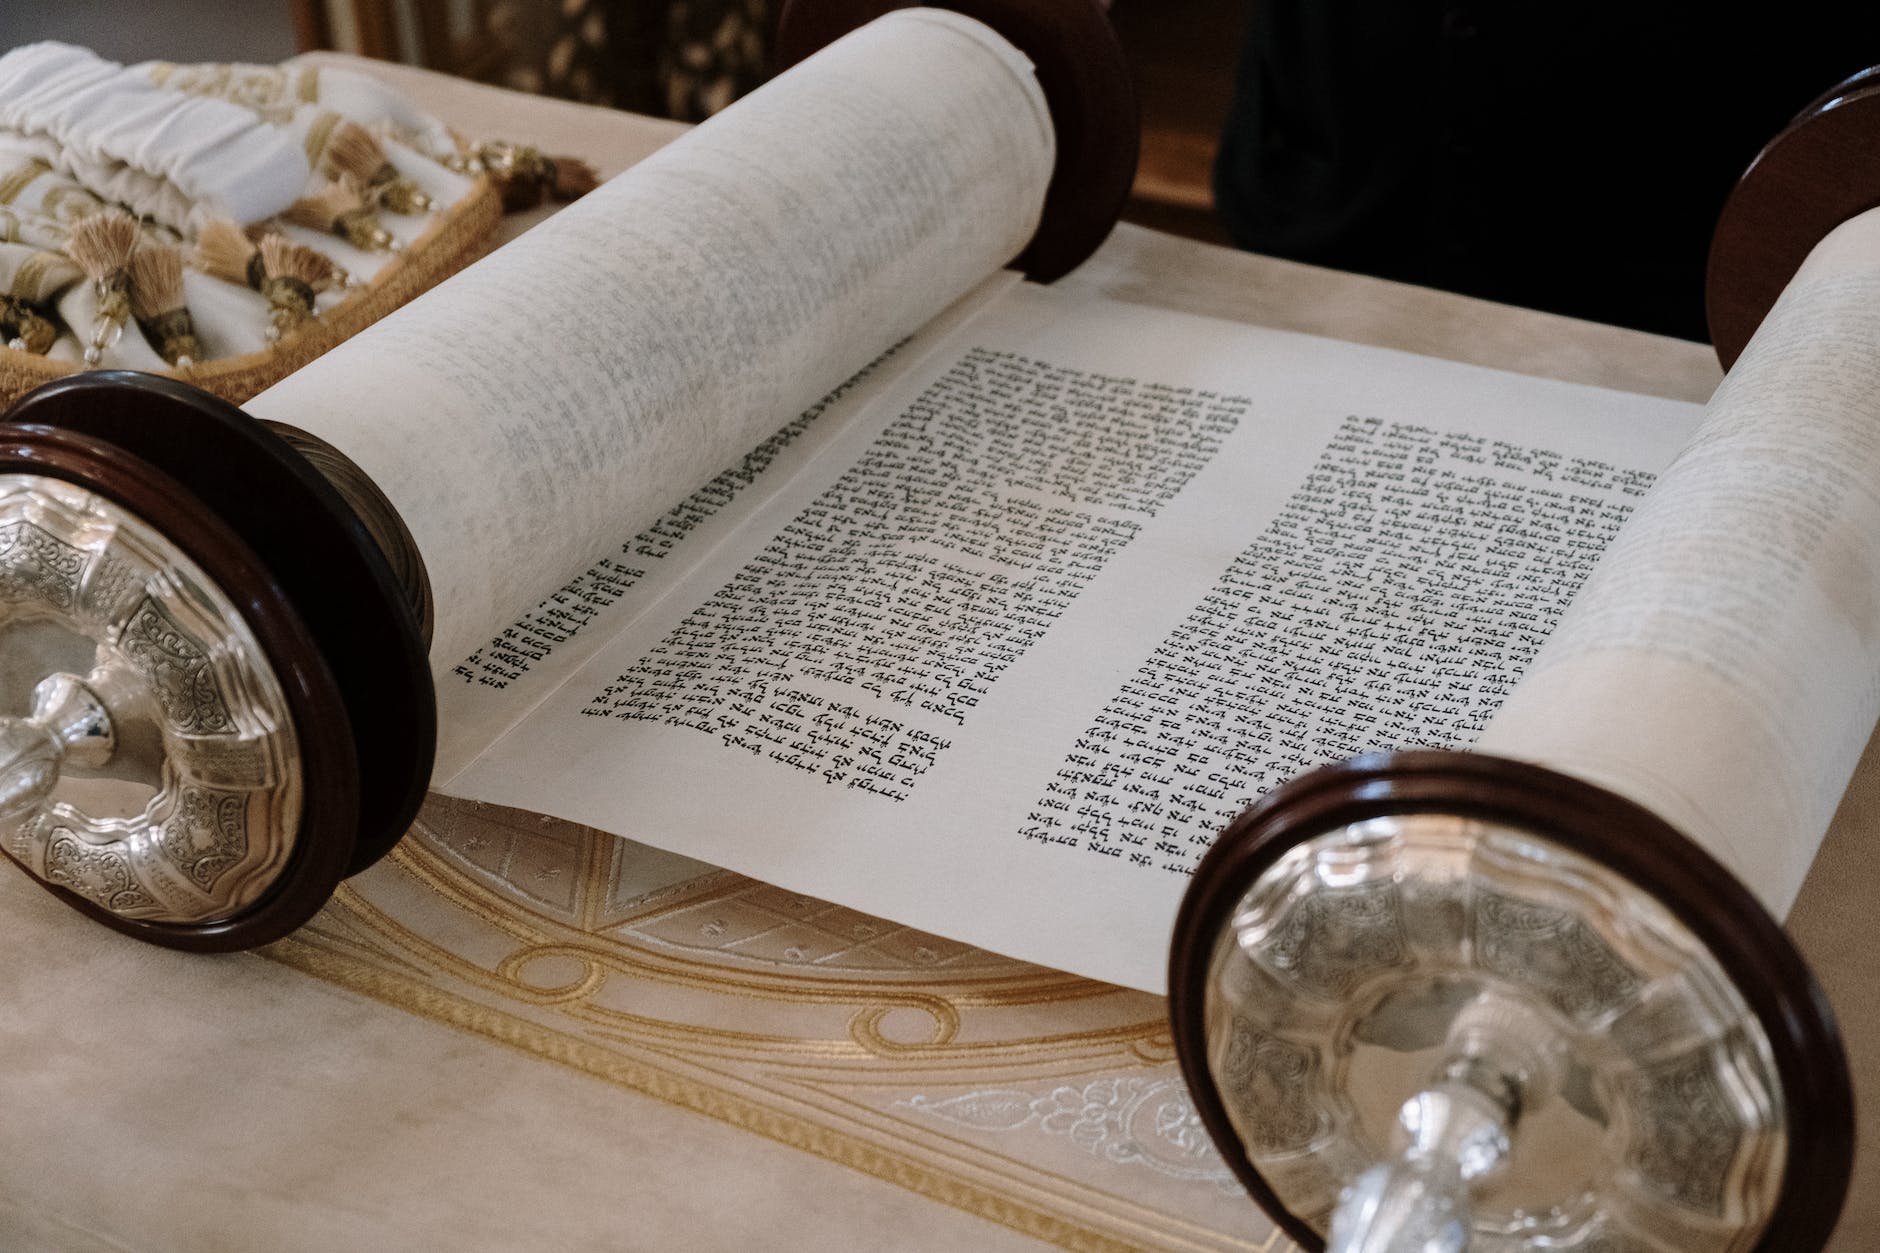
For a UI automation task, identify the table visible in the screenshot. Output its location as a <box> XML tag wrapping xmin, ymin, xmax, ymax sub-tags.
<box><xmin>1</xmin><ymin>54</ymin><xmax>1870</xmax><ymax>1253</ymax></box>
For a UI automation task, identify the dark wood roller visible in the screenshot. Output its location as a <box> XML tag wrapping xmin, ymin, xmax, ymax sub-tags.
<box><xmin>1708</xmin><ymin>65</ymin><xmax>1880</xmax><ymax>369</ymax></box>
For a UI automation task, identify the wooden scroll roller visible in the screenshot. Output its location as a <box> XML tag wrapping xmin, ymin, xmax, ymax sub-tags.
<box><xmin>1172</xmin><ymin>72</ymin><xmax>1880</xmax><ymax>1253</ymax></box>
<box><xmin>0</xmin><ymin>380</ymin><xmax>436</xmax><ymax>949</ymax></box>
<box><xmin>0</xmin><ymin>1</ymin><xmax>1137</xmax><ymax>950</ymax></box>
<box><xmin>1707</xmin><ymin>66</ymin><xmax>1880</xmax><ymax>370</ymax></box>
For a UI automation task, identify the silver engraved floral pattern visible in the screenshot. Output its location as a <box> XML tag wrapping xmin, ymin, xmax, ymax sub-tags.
<box><xmin>1474</xmin><ymin>890</ymin><xmax>1642</xmax><ymax>1023</ymax></box>
<box><xmin>43</xmin><ymin>831</ymin><xmax>154</xmax><ymax>912</ymax></box>
<box><xmin>81</xmin><ymin>550</ymin><xmax>145</xmax><ymax>623</ymax></box>
<box><xmin>1217</xmin><ymin>1015</ymin><xmax>1323</xmax><ymax>1153</ymax></box>
<box><xmin>1208</xmin><ymin>816</ymin><xmax>1786</xmax><ymax>1249</ymax></box>
<box><xmin>119</xmin><ymin>596</ymin><xmax>236</xmax><ymax>735</ymax></box>
<box><xmin>1631</xmin><ymin>1050</ymin><xmax>1741</xmax><ymax>1214</ymax></box>
<box><xmin>6</xmin><ymin>811</ymin><xmax>42</xmax><ymax>858</ymax></box>
<box><xmin>0</xmin><ymin>477</ymin><xmax>302</xmax><ymax>925</ymax></box>
<box><xmin>0</xmin><ymin>520</ymin><xmax>85</xmax><ymax>612</ymax></box>
<box><xmin>899</xmin><ymin>1076</ymin><xmax>1236</xmax><ymax>1186</ymax></box>
<box><xmin>1263</xmin><ymin>879</ymin><xmax>1409</xmax><ymax>998</ymax></box>
<box><xmin>156</xmin><ymin>786</ymin><xmax>251</xmax><ymax>892</ymax></box>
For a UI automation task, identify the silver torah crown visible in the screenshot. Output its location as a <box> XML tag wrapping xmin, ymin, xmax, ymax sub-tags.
<box><xmin>1201</xmin><ymin>812</ymin><xmax>1786</xmax><ymax>1252</ymax></box>
<box><xmin>0</xmin><ymin>474</ymin><xmax>301</xmax><ymax>923</ymax></box>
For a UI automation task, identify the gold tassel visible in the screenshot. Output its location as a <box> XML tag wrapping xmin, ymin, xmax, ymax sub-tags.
<box><xmin>552</xmin><ymin>157</ymin><xmax>600</xmax><ymax>202</ymax></box>
<box><xmin>322</xmin><ymin>120</ymin><xmax>433</xmax><ymax>215</ymax></box>
<box><xmin>256</xmin><ymin>233</ymin><xmax>339</xmax><ymax>340</ymax></box>
<box><xmin>475</xmin><ymin>141</ymin><xmax>601</xmax><ymax>212</ymax></box>
<box><xmin>127</xmin><ymin>245</ymin><xmax>201</xmax><ymax>367</ymax></box>
<box><xmin>284</xmin><ymin>180</ymin><xmax>397</xmax><ymax>253</ymax></box>
<box><xmin>192</xmin><ymin>217</ymin><xmax>266</xmax><ymax>288</ymax></box>
<box><xmin>63</xmin><ymin>209</ymin><xmax>139</xmax><ymax>365</ymax></box>
<box><xmin>194</xmin><ymin>218</ymin><xmax>344</xmax><ymax>340</ymax></box>
<box><xmin>0</xmin><ymin>294</ymin><xmax>57</xmax><ymax>355</ymax></box>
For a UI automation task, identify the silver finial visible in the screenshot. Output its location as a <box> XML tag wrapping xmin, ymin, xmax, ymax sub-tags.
<box><xmin>1327</xmin><ymin>999</ymin><xmax>1565</xmax><ymax>1253</ymax></box>
<box><xmin>1198</xmin><ymin>813</ymin><xmax>1787</xmax><ymax>1252</ymax></box>
<box><xmin>0</xmin><ymin>475</ymin><xmax>303</xmax><ymax>926</ymax></box>
<box><xmin>0</xmin><ymin>672</ymin><xmax>117</xmax><ymax>821</ymax></box>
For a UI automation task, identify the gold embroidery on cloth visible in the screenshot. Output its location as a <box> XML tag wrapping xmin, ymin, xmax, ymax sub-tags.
<box><xmin>148</xmin><ymin>61</ymin><xmax>301</xmax><ymax>125</ymax></box>
<box><xmin>267</xmin><ymin>795</ymin><xmax>1277</xmax><ymax>1253</ymax></box>
<box><xmin>0</xmin><ymin>159</ymin><xmax>49</xmax><ymax>206</ymax></box>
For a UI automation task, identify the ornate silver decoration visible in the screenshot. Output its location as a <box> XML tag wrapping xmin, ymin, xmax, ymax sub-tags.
<box><xmin>1263</xmin><ymin>880</ymin><xmax>1410</xmax><ymax>999</ymax></box>
<box><xmin>120</xmin><ymin>596</ymin><xmax>237</xmax><ymax>735</ymax></box>
<box><xmin>1203</xmin><ymin>814</ymin><xmax>1785</xmax><ymax>1253</ymax></box>
<box><xmin>1632</xmin><ymin>1050</ymin><xmax>1742</xmax><ymax>1215</ymax></box>
<box><xmin>156</xmin><ymin>786</ymin><xmax>251</xmax><ymax>892</ymax></box>
<box><xmin>0</xmin><ymin>520</ymin><xmax>85</xmax><ymax>611</ymax></box>
<box><xmin>81</xmin><ymin>550</ymin><xmax>146</xmax><ymax>624</ymax></box>
<box><xmin>44</xmin><ymin>830</ymin><xmax>153</xmax><ymax>912</ymax></box>
<box><xmin>0</xmin><ymin>475</ymin><xmax>301</xmax><ymax>926</ymax></box>
<box><xmin>1217</xmin><ymin>1016</ymin><xmax>1322</xmax><ymax>1153</ymax></box>
<box><xmin>1474</xmin><ymin>890</ymin><xmax>1642</xmax><ymax>1024</ymax></box>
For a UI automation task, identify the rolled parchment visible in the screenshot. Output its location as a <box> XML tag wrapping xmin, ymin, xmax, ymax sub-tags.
<box><xmin>1477</xmin><ymin>204</ymin><xmax>1880</xmax><ymax>918</ymax></box>
<box><xmin>244</xmin><ymin>9</ymin><xmax>1055</xmax><ymax>676</ymax></box>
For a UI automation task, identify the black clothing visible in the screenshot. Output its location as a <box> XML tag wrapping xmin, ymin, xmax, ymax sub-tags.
<box><xmin>1215</xmin><ymin>5</ymin><xmax>1880</xmax><ymax>340</ymax></box>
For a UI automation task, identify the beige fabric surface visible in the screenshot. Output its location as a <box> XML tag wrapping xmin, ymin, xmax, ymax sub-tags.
<box><xmin>4</xmin><ymin>52</ymin><xmax>1874</xmax><ymax>1253</ymax></box>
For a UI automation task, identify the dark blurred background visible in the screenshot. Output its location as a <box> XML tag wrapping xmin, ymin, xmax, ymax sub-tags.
<box><xmin>6</xmin><ymin>1</ymin><xmax>1874</xmax><ymax>342</ymax></box>
<box><xmin>0</xmin><ymin>0</ymin><xmax>297</xmax><ymax>63</ymax></box>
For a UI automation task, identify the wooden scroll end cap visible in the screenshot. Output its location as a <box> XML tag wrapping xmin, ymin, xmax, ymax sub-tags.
<box><xmin>1708</xmin><ymin>66</ymin><xmax>1880</xmax><ymax>371</ymax></box>
<box><xmin>0</xmin><ymin>409</ymin><xmax>356</xmax><ymax>948</ymax></box>
<box><xmin>1170</xmin><ymin>750</ymin><xmax>1853</xmax><ymax>1253</ymax></box>
<box><xmin>3</xmin><ymin>373</ymin><xmax>434</xmax><ymax>884</ymax></box>
<box><xmin>773</xmin><ymin>0</ymin><xmax>1139</xmax><ymax>282</ymax></box>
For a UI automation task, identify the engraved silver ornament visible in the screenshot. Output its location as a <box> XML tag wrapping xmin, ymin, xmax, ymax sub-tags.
<box><xmin>0</xmin><ymin>474</ymin><xmax>301</xmax><ymax>923</ymax></box>
<box><xmin>1200</xmin><ymin>813</ymin><xmax>1785</xmax><ymax>1252</ymax></box>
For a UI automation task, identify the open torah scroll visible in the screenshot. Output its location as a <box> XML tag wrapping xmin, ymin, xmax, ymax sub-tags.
<box><xmin>244</xmin><ymin>11</ymin><xmax>1880</xmax><ymax>995</ymax></box>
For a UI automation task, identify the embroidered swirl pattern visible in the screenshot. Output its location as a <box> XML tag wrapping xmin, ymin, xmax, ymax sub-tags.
<box><xmin>146</xmin><ymin>62</ymin><xmax>305</xmax><ymax>125</ymax></box>
<box><xmin>900</xmin><ymin>1077</ymin><xmax>1235</xmax><ymax>1186</ymax></box>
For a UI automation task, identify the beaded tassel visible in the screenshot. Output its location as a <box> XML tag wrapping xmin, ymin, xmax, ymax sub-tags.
<box><xmin>321</xmin><ymin>119</ymin><xmax>433</xmax><ymax>215</ymax></box>
<box><xmin>193</xmin><ymin>218</ymin><xmax>341</xmax><ymax>340</ymax></box>
<box><xmin>127</xmin><ymin>245</ymin><xmax>201</xmax><ymax>366</ymax></box>
<box><xmin>0</xmin><ymin>293</ymin><xmax>56</xmax><ymax>354</ymax></box>
<box><xmin>255</xmin><ymin>233</ymin><xmax>340</xmax><ymax>339</ymax></box>
<box><xmin>475</xmin><ymin>141</ymin><xmax>600</xmax><ymax>212</ymax></box>
<box><xmin>63</xmin><ymin>210</ymin><xmax>139</xmax><ymax>364</ymax></box>
<box><xmin>284</xmin><ymin>179</ymin><xmax>397</xmax><ymax>252</ymax></box>
<box><xmin>192</xmin><ymin>217</ymin><xmax>267</xmax><ymax>289</ymax></box>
